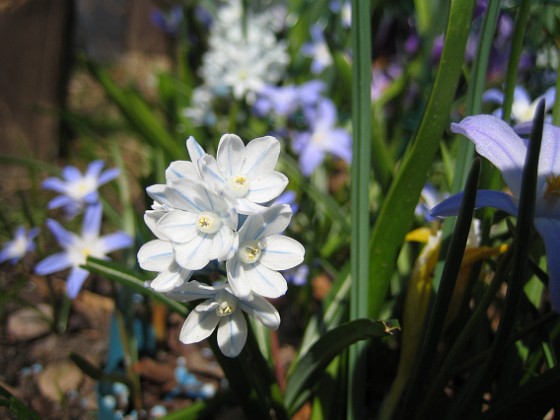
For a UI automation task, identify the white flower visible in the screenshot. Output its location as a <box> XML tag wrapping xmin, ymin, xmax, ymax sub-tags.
<box><xmin>167</xmin><ymin>281</ymin><xmax>280</xmax><ymax>358</ymax></box>
<box><xmin>154</xmin><ymin>181</ymin><xmax>237</xmax><ymax>270</ymax></box>
<box><xmin>226</xmin><ymin>204</ymin><xmax>305</xmax><ymax>299</ymax></box>
<box><xmin>200</xmin><ymin>134</ymin><xmax>288</xmax><ymax>214</ymax></box>
<box><xmin>137</xmin><ymin>210</ymin><xmax>193</xmax><ymax>292</ymax></box>
<box><xmin>197</xmin><ymin>0</ymin><xmax>288</xmax><ymax>103</ymax></box>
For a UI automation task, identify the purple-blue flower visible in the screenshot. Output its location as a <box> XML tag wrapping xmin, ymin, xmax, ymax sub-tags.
<box><xmin>415</xmin><ymin>183</ymin><xmax>449</xmax><ymax>221</ymax></box>
<box><xmin>483</xmin><ymin>86</ymin><xmax>556</xmax><ymax>130</ymax></box>
<box><xmin>35</xmin><ymin>203</ymin><xmax>132</xmax><ymax>298</ymax></box>
<box><xmin>0</xmin><ymin>226</ymin><xmax>40</xmax><ymax>265</ymax></box>
<box><xmin>429</xmin><ymin>115</ymin><xmax>560</xmax><ymax>310</ymax></box>
<box><xmin>253</xmin><ymin>80</ymin><xmax>326</xmax><ymax>117</ymax></box>
<box><xmin>42</xmin><ymin>160</ymin><xmax>120</xmax><ymax>219</ymax></box>
<box><xmin>301</xmin><ymin>24</ymin><xmax>333</xmax><ymax>74</ymax></box>
<box><xmin>150</xmin><ymin>5</ymin><xmax>183</xmax><ymax>36</ymax></box>
<box><xmin>292</xmin><ymin>98</ymin><xmax>352</xmax><ymax>176</ymax></box>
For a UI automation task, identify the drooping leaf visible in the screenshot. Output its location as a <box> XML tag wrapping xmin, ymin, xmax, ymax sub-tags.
<box><xmin>284</xmin><ymin>318</ymin><xmax>400</xmax><ymax>416</ymax></box>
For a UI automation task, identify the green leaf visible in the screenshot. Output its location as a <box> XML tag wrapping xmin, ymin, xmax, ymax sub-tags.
<box><xmin>82</xmin><ymin>257</ymin><xmax>188</xmax><ymax>317</ymax></box>
<box><xmin>0</xmin><ymin>384</ymin><xmax>40</xmax><ymax>420</ymax></box>
<box><xmin>284</xmin><ymin>318</ymin><xmax>400</xmax><ymax>416</ymax></box>
<box><xmin>480</xmin><ymin>365</ymin><xmax>560</xmax><ymax>419</ymax></box>
<box><xmin>368</xmin><ymin>0</ymin><xmax>477</xmax><ymax>318</ymax></box>
<box><xmin>82</xmin><ymin>57</ymin><xmax>186</xmax><ymax>160</ymax></box>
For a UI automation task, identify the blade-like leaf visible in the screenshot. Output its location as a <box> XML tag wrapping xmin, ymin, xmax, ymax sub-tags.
<box><xmin>368</xmin><ymin>0</ymin><xmax>477</xmax><ymax>318</ymax></box>
<box><xmin>83</xmin><ymin>257</ymin><xmax>188</xmax><ymax>316</ymax></box>
<box><xmin>284</xmin><ymin>318</ymin><xmax>400</xmax><ymax>416</ymax></box>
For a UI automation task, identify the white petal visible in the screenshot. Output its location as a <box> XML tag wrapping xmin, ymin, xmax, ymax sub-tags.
<box><xmin>241</xmin><ymin>136</ymin><xmax>281</xmax><ymax>176</ymax></box>
<box><xmin>246</xmin><ymin>172</ymin><xmax>288</xmax><ymax>203</ymax></box>
<box><xmin>217</xmin><ymin>311</ymin><xmax>248</xmax><ymax>357</ymax></box>
<box><xmin>217</xmin><ymin>134</ymin><xmax>245</xmax><ymax>177</ymax></box>
<box><xmin>209</xmin><ymin>227</ymin><xmax>235</xmax><ymax>261</ymax></box>
<box><xmin>240</xmin><ymin>296</ymin><xmax>280</xmax><ymax>329</ymax></box>
<box><xmin>165</xmin><ymin>183</ymin><xmax>204</xmax><ymax>212</ymax></box>
<box><xmin>240</xmin><ymin>205</ymin><xmax>292</xmax><ymax>242</ymax></box>
<box><xmin>146</xmin><ymin>184</ymin><xmax>169</xmax><ymax>205</ymax></box>
<box><xmin>260</xmin><ymin>235</ymin><xmax>305</xmax><ymax>270</ymax></box>
<box><xmin>165</xmin><ymin>281</ymin><xmax>219</xmax><ymax>302</ymax></box>
<box><xmin>137</xmin><ymin>239</ymin><xmax>175</xmax><ymax>272</ymax></box>
<box><xmin>150</xmin><ymin>267</ymin><xmax>192</xmax><ymax>292</ymax></box>
<box><xmin>173</xmin><ymin>234</ymin><xmax>214</xmax><ymax>270</ymax></box>
<box><xmin>244</xmin><ymin>263</ymin><xmax>287</xmax><ymax>299</ymax></box>
<box><xmin>166</xmin><ymin>161</ymin><xmax>200</xmax><ymax>182</ymax></box>
<box><xmin>226</xmin><ymin>258</ymin><xmax>252</xmax><ymax>299</ymax></box>
<box><xmin>179</xmin><ymin>308</ymin><xmax>219</xmax><ymax>344</ymax></box>
<box><xmin>157</xmin><ymin>211</ymin><xmax>198</xmax><ymax>243</ymax></box>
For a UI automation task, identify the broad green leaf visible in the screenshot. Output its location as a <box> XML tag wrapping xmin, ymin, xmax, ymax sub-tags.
<box><xmin>284</xmin><ymin>318</ymin><xmax>400</xmax><ymax>416</ymax></box>
<box><xmin>368</xmin><ymin>0</ymin><xmax>477</xmax><ymax>318</ymax></box>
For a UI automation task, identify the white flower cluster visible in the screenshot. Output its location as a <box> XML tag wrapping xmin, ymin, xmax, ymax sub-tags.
<box><xmin>188</xmin><ymin>0</ymin><xmax>289</xmax><ymax>122</ymax></box>
<box><xmin>138</xmin><ymin>134</ymin><xmax>305</xmax><ymax>357</ymax></box>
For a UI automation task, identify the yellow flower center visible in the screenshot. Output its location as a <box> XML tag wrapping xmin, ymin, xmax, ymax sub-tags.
<box><xmin>238</xmin><ymin>240</ymin><xmax>263</xmax><ymax>264</ymax></box>
<box><xmin>215</xmin><ymin>293</ymin><xmax>237</xmax><ymax>317</ymax></box>
<box><xmin>227</xmin><ymin>175</ymin><xmax>250</xmax><ymax>197</ymax></box>
<box><xmin>196</xmin><ymin>211</ymin><xmax>223</xmax><ymax>234</ymax></box>
<box><xmin>544</xmin><ymin>174</ymin><xmax>560</xmax><ymax>199</ymax></box>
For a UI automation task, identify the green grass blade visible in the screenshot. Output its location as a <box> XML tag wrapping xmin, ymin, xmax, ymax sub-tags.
<box><xmin>349</xmin><ymin>0</ymin><xmax>372</xmax><ymax>417</ymax></box>
<box><xmin>82</xmin><ymin>257</ymin><xmax>188</xmax><ymax>316</ymax></box>
<box><xmin>368</xmin><ymin>0</ymin><xmax>477</xmax><ymax>318</ymax></box>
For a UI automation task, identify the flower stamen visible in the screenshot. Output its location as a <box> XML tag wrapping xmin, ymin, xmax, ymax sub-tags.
<box><xmin>227</xmin><ymin>175</ymin><xmax>250</xmax><ymax>197</ymax></box>
<box><xmin>544</xmin><ymin>174</ymin><xmax>560</xmax><ymax>199</ymax></box>
<box><xmin>196</xmin><ymin>211</ymin><xmax>223</xmax><ymax>234</ymax></box>
<box><xmin>238</xmin><ymin>240</ymin><xmax>263</xmax><ymax>264</ymax></box>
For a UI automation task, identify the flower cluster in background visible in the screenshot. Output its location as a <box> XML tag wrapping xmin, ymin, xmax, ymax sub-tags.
<box><xmin>0</xmin><ymin>160</ymin><xmax>132</xmax><ymax>298</ymax></box>
<box><xmin>138</xmin><ymin>134</ymin><xmax>305</xmax><ymax>357</ymax></box>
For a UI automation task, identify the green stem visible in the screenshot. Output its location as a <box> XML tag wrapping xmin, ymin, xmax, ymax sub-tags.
<box><xmin>349</xmin><ymin>0</ymin><xmax>372</xmax><ymax>417</ymax></box>
<box><xmin>501</xmin><ymin>0</ymin><xmax>531</xmax><ymax>124</ymax></box>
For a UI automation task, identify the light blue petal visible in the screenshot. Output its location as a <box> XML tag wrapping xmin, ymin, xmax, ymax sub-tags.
<box><xmin>66</xmin><ymin>267</ymin><xmax>90</xmax><ymax>298</ymax></box>
<box><xmin>61</xmin><ymin>165</ymin><xmax>83</xmax><ymax>182</ymax></box>
<box><xmin>82</xmin><ymin>203</ymin><xmax>102</xmax><ymax>237</ymax></box>
<box><xmin>47</xmin><ymin>195</ymin><xmax>75</xmax><ymax>210</ymax></box>
<box><xmin>86</xmin><ymin>160</ymin><xmax>105</xmax><ymax>178</ymax></box>
<box><xmin>534</xmin><ymin>218</ymin><xmax>560</xmax><ymax>312</ymax></box>
<box><xmin>451</xmin><ymin>115</ymin><xmax>526</xmax><ymax>196</ymax></box>
<box><xmin>482</xmin><ymin>88</ymin><xmax>505</xmax><ymax>104</ymax></box>
<box><xmin>42</xmin><ymin>177</ymin><xmax>68</xmax><ymax>193</ymax></box>
<box><xmin>98</xmin><ymin>167</ymin><xmax>120</xmax><ymax>185</ymax></box>
<box><xmin>300</xmin><ymin>144</ymin><xmax>325</xmax><ymax>176</ymax></box>
<box><xmin>35</xmin><ymin>252</ymin><xmax>72</xmax><ymax>275</ymax></box>
<box><xmin>429</xmin><ymin>190</ymin><xmax>518</xmax><ymax>219</ymax></box>
<box><xmin>100</xmin><ymin>232</ymin><xmax>133</xmax><ymax>254</ymax></box>
<box><xmin>46</xmin><ymin>219</ymin><xmax>76</xmax><ymax>248</ymax></box>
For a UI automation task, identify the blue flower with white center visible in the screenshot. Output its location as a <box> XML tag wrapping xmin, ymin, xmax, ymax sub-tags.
<box><xmin>35</xmin><ymin>203</ymin><xmax>132</xmax><ymax>298</ymax></box>
<box><xmin>42</xmin><ymin>160</ymin><xmax>120</xmax><ymax>218</ymax></box>
<box><xmin>301</xmin><ymin>23</ymin><xmax>333</xmax><ymax>74</ymax></box>
<box><xmin>483</xmin><ymin>86</ymin><xmax>556</xmax><ymax>131</ymax></box>
<box><xmin>166</xmin><ymin>281</ymin><xmax>281</xmax><ymax>358</ymax></box>
<box><xmin>0</xmin><ymin>226</ymin><xmax>40</xmax><ymax>265</ymax></box>
<box><xmin>430</xmin><ymin>115</ymin><xmax>560</xmax><ymax>310</ymax></box>
<box><xmin>292</xmin><ymin>98</ymin><xmax>352</xmax><ymax>176</ymax></box>
<box><xmin>226</xmin><ymin>204</ymin><xmax>305</xmax><ymax>299</ymax></box>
